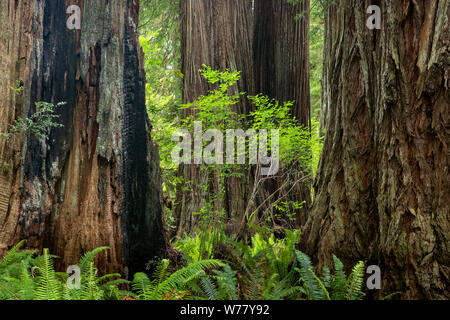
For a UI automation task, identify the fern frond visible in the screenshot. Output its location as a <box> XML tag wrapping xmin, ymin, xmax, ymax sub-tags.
<box><xmin>331</xmin><ymin>255</ymin><xmax>347</xmax><ymax>300</ymax></box>
<box><xmin>0</xmin><ymin>240</ymin><xmax>27</xmax><ymax>268</ymax></box>
<box><xmin>309</xmin><ymin>269</ymin><xmax>330</xmax><ymax>300</ymax></box>
<box><xmin>33</xmin><ymin>249</ymin><xmax>62</xmax><ymax>300</ymax></box>
<box><xmin>80</xmin><ymin>262</ymin><xmax>105</xmax><ymax>300</ymax></box>
<box><xmin>199</xmin><ymin>277</ymin><xmax>219</xmax><ymax>300</ymax></box>
<box><xmin>381</xmin><ymin>291</ymin><xmax>402</xmax><ymax>300</ymax></box>
<box><xmin>346</xmin><ymin>261</ymin><xmax>365</xmax><ymax>300</ymax></box>
<box><xmin>153</xmin><ymin>260</ymin><xmax>223</xmax><ymax>300</ymax></box>
<box><xmin>132</xmin><ymin>272</ymin><xmax>152</xmax><ymax>299</ymax></box>
<box><xmin>295</xmin><ymin>250</ymin><xmax>325</xmax><ymax>300</ymax></box>
<box><xmin>78</xmin><ymin>246</ymin><xmax>110</xmax><ymax>274</ymax></box>
<box><xmin>214</xmin><ymin>264</ymin><xmax>238</xmax><ymax>300</ymax></box>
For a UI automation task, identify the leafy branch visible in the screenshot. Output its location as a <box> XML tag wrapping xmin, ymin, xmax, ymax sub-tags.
<box><xmin>2</xmin><ymin>101</ymin><xmax>66</xmax><ymax>140</ymax></box>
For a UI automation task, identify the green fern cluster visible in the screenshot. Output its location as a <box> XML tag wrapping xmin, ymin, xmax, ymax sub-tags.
<box><xmin>60</xmin><ymin>247</ymin><xmax>128</xmax><ymax>300</ymax></box>
<box><xmin>188</xmin><ymin>264</ymin><xmax>239</xmax><ymax>300</ymax></box>
<box><xmin>0</xmin><ymin>242</ymin><xmax>126</xmax><ymax>300</ymax></box>
<box><xmin>295</xmin><ymin>251</ymin><xmax>366</xmax><ymax>300</ymax></box>
<box><xmin>228</xmin><ymin>229</ymin><xmax>303</xmax><ymax>300</ymax></box>
<box><xmin>132</xmin><ymin>259</ymin><xmax>224</xmax><ymax>300</ymax></box>
<box><xmin>188</xmin><ymin>228</ymin><xmax>368</xmax><ymax>301</ymax></box>
<box><xmin>0</xmin><ymin>241</ymin><xmax>36</xmax><ymax>300</ymax></box>
<box><xmin>0</xmin><ymin>237</ymin><xmax>377</xmax><ymax>301</ymax></box>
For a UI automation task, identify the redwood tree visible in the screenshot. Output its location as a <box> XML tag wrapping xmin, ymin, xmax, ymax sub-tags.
<box><xmin>253</xmin><ymin>0</ymin><xmax>311</xmax><ymax>227</ymax></box>
<box><xmin>302</xmin><ymin>0</ymin><xmax>449</xmax><ymax>299</ymax></box>
<box><xmin>0</xmin><ymin>0</ymin><xmax>165</xmax><ymax>275</ymax></box>
<box><xmin>175</xmin><ymin>0</ymin><xmax>255</xmax><ymax>236</ymax></box>
<box><xmin>176</xmin><ymin>0</ymin><xmax>312</xmax><ymax>236</ymax></box>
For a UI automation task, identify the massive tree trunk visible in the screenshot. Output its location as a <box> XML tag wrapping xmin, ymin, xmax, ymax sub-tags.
<box><xmin>0</xmin><ymin>0</ymin><xmax>165</xmax><ymax>276</ymax></box>
<box><xmin>175</xmin><ymin>0</ymin><xmax>255</xmax><ymax>237</ymax></box>
<box><xmin>253</xmin><ymin>0</ymin><xmax>311</xmax><ymax>227</ymax></box>
<box><xmin>303</xmin><ymin>0</ymin><xmax>449</xmax><ymax>299</ymax></box>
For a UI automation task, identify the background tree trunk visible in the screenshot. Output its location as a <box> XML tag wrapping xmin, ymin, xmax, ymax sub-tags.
<box><xmin>253</xmin><ymin>0</ymin><xmax>311</xmax><ymax>227</ymax></box>
<box><xmin>0</xmin><ymin>0</ymin><xmax>165</xmax><ymax>276</ymax></box>
<box><xmin>302</xmin><ymin>0</ymin><xmax>449</xmax><ymax>299</ymax></box>
<box><xmin>176</xmin><ymin>0</ymin><xmax>312</xmax><ymax>236</ymax></box>
<box><xmin>175</xmin><ymin>0</ymin><xmax>255</xmax><ymax>237</ymax></box>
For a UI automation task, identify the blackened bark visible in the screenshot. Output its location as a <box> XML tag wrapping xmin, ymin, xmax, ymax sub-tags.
<box><xmin>0</xmin><ymin>0</ymin><xmax>165</xmax><ymax>275</ymax></box>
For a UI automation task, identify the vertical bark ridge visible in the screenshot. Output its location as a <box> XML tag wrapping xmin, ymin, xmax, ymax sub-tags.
<box><xmin>0</xmin><ymin>0</ymin><xmax>165</xmax><ymax>275</ymax></box>
<box><xmin>253</xmin><ymin>0</ymin><xmax>311</xmax><ymax>227</ymax></box>
<box><xmin>303</xmin><ymin>0</ymin><xmax>449</xmax><ymax>299</ymax></box>
<box><xmin>176</xmin><ymin>0</ymin><xmax>255</xmax><ymax>236</ymax></box>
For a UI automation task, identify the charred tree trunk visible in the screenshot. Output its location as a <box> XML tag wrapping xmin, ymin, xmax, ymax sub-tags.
<box><xmin>303</xmin><ymin>0</ymin><xmax>449</xmax><ymax>299</ymax></box>
<box><xmin>253</xmin><ymin>0</ymin><xmax>311</xmax><ymax>227</ymax></box>
<box><xmin>0</xmin><ymin>0</ymin><xmax>165</xmax><ymax>276</ymax></box>
<box><xmin>175</xmin><ymin>0</ymin><xmax>255</xmax><ymax>237</ymax></box>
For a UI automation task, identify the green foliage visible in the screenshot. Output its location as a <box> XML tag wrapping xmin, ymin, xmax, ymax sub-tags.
<box><xmin>295</xmin><ymin>250</ymin><xmax>327</xmax><ymax>300</ymax></box>
<box><xmin>0</xmin><ymin>240</ymin><xmax>379</xmax><ymax>301</ymax></box>
<box><xmin>0</xmin><ymin>241</ymin><xmax>36</xmax><ymax>300</ymax></box>
<box><xmin>182</xmin><ymin>66</ymin><xmax>243</xmax><ymax>131</ymax></box>
<box><xmin>132</xmin><ymin>259</ymin><xmax>224</xmax><ymax>300</ymax></box>
<box><xmin>11</xmin><ymin>80</ymin><xmax>24</xmax><ymax>95</ymax></box>
<box><xmin>295</xmin><ymin>251</ymin><xmax>366</xmax><ymax>300</ymax></box>
<box><xmin>248</xmin><ymin>95</ymin><xmax>321</xmax><ymax>170</ymax></box>
<box><xmin>174</xmin><ymin>227</ymin><xmax>226</xmax><ymax>263</ymax></box>
<box><xmin>225</xmin><ymin>228</ymin><xmax>302</xmax><ymax>300</ymax></box>
<box><xmin>139</xmin><ymin>0</ymin><xmax>182</xmax><ymax>232</ymax></box>
<box><xmin>180</xmin><ymin>67</ymin><xmax>321</xmax><ymax>172</ymax></box>
<box><xmin>249</xmin><ymin>228</ymin><xmax>300</xmax><ymax>279</ymax></box>
<box><xmin>33</xmin><ymin>249</ymin><xmax>62</xmax><ymax>300</ymax></box>
<box><xmin>62</xmin><ymin>247</ymin><xmax>127</xmax><ymax>300</ymax></box>
<box><xmin>173</xmin><ymin>227</ymin><xmax>370</xmax><ymax>301</ymax></box>
<box><xmin>346</xmin><ymin>261</ymin><xmax>366</xmax><ymax>300</ymax></box>
<box><xmin>176</xmin><ymin>68</ymin><xmax>323</xmax><ymax>227</ymax></box>
<box><xmin>330</xmin><ymin>254</ymin><xmax>348</xmax><ymax>299</ymax></box>
<box><xmin>2</xmin><ymin>101</ymin><xmax>66</xmax><ymax>140</ymax></box>
<box><xmin>0</xmin><ymin>243</ymin><xmax>127</xmax><ymax>300</ymax></box>
<box><xmin>212</xmin><ymin>264</ymin><xmax>239</xmax><ymax>300</ymax></box>
<box><xmin>179</xmin><ymin>263</ymin><xmax>239</xmax><ymax>300</ymax></box>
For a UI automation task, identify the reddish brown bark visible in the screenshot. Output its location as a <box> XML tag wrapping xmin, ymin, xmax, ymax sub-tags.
<box><xmin>303</xmin><ymin>0</ymin><xmax>449</xmax><ymax>299</ymax></box>
<box><xmin>253</xmin><ymin>0</ymin><xmax>311</xmax><ymax>227</ymax></box>
<box><xmin>0</xmin><ymin>0</ymin><xmax>165</xmax><ymax>275</ymax></box>
<box><xmin>175</xmin><ymin>0</ymin><xmax>255</xmax><ymax>236</ymax></box>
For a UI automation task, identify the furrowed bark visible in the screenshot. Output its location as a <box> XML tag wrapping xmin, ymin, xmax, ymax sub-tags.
<box><xmin>0</xmin><ymin>0</ymin><xmax>165</xmax><ymax>275</ymax></box>
<box><xmin>176</xmin><ymin>0</ymin><xmax>255</xmax><ymax>237</ymax></box>
<box><xmin>303</xmin><ymin>0</ymin><xmax>449</xmax><ymax>299</ymax></box>
<box><xmin>253</xmin><ymin>0</ymin><xmax>311</xmax><ymax>227</ymax></box>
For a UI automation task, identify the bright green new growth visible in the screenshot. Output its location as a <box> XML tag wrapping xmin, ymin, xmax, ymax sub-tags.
<box><xmin>2</xmin><ymin>101</ymin><xmax>66</xmax><ymax>140</ymax></box>
<box><xmin>172</xmin><ymin>225</ymin><xmax>370</xmax><ymax>301</ymax></box>
<box><xmin>175</xmin><ymin>67</ymin><xmax>323</xmax><ymax>232</ymax></box>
